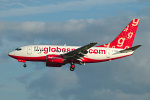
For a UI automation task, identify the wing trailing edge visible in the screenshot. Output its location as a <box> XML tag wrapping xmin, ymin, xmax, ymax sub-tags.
<box><xmin>62</xmin><ymin>42</ymin><xmax>98</xmax><ymax>60</ymax></box>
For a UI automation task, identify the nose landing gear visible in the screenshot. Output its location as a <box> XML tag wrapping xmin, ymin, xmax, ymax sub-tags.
<box><xmin>18</xmin><ymin>59</ymin><xmax>27</xmax><ymax>68</ymax></box>
<box><xmin>23</xmin><ymin>63</ymin><xmax>27</xmax><ymax>67</ymax></box>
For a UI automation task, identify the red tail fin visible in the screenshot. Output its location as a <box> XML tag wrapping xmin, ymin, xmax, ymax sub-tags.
<box><xmin>97</xmin><ymin>19</ymin><xmax>140</xmax><ymax>49</ymax></box>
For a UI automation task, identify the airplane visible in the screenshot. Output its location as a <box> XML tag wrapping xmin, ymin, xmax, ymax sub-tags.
<box><xmin>8</xmin><ymin>19</ymin><xmax>141</xmax><ymax>71</ymax></box>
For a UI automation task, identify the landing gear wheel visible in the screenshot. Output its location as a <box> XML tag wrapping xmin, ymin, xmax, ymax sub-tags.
<box><xmin>70</xmin><ymin>63</ymin><xmax>75</xmax><ymax>71</ymax></box>
<box><xmin>70</xmin><ymin>66</ymin><xmax>75</xmax><ymax>71</ymax></box>
<box><xmin>23</xmin><ymin>63</ymin><xmax>27</xmax><ymax>68</ymax></box>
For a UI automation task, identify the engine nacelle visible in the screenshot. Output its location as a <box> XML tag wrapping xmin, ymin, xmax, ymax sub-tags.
<box><xmin>46</xmin><ymin>55</ymin><xmax>63</xmax><ymax>67</ymax></box>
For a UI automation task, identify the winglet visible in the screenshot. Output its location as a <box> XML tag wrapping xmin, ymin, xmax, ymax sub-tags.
<box><xmin>119</xmin><ymin>45</ymin><xmax>142</xmax><ymax>53</ymax></box>
<box><xmin>90</xmin><ymin>42</ymin><xmax>98</xmax><ymax>46</ymax></box>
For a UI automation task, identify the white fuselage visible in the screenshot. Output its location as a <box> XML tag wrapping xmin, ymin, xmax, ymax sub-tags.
<box><xmin>9</xmin><ymin>45</ymin><xmax>133</xmax><ymax>63</ymax></box>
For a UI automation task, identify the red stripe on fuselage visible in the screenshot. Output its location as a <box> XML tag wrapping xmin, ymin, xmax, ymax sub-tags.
<box><xmin>9</xmin><ymin>55</ymin><xmax>46</xmax><ymax>61</ymax></box>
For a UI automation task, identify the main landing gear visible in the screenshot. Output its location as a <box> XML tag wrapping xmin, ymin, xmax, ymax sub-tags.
<box><xmin>70</xmin><ymin>62</ymin><xmax>75</xmax><ymax>71</ymax></box>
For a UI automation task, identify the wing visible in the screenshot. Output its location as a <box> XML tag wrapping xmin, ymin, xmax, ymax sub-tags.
<box><xmin>62</xmin><ymin>42</ymin><xmax>98</xmax><ymax>61</ymax></box>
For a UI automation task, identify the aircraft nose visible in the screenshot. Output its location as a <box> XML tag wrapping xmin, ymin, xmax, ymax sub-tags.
<box><xmin>8</xmin><ymin>51</ymin><xmax>15</xmax><ymax>57</ymax></box>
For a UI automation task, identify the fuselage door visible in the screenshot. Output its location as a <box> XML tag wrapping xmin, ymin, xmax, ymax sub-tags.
<box><xmin>27</xmin><ymin>46</ymin><xmax>32</xmax><ymax>55</ymax></box>
<box><xmin>106</xmin><ymin>49</ymin><xmax>110</xmax><ymax>58</ymax></box>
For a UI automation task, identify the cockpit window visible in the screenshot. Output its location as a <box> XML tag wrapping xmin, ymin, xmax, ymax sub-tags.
<box><xmin>15</xmin><ymin>48</ymin><xmax>22</xmax><ymax>51</ymax></box>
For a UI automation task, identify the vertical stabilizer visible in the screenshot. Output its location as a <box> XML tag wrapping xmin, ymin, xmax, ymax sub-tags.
<box><xmin>97</xmin><ymin>19</ymin><xmax>140</xmax><ymax>49</ymax></box>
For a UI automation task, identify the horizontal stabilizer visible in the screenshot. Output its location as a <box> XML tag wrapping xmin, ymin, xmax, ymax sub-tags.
<box><xmin>119</xmin><ymin>45</ymin><xmax>142</xmax><ymax>53</ymax></box>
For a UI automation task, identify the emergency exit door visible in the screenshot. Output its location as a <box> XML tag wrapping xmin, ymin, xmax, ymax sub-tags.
<box><xmin>106</xmin><ymin>49</ymin><xmax>110</xmax><ymax>58</ymax></box>
<box><xmin>27</xmin><ymin>46</ymin><xmax>32</xmax><ymax>55</ymax></box>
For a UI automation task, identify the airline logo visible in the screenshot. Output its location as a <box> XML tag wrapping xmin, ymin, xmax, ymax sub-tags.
<box><xmin>34</xmin><ymin>46</ymin><xmax>106</xmax><ymax>54</ymax></box>
<box><xmin>97</xmin><ymin>19</ymin><xmax>140</xmax><ymax>49</ymax></box>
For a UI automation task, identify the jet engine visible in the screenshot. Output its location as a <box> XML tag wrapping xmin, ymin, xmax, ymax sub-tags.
<box><xmin>46</xmin><ymin>55</ymin><xmax>63</xmax><ymax>67</ymax></box>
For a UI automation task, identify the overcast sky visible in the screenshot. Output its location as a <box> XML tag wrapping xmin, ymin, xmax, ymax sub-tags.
<box><xmin>1</xmin><ymin>0</ymin><xmax>150</xmax><ymax>100</ymax></box>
